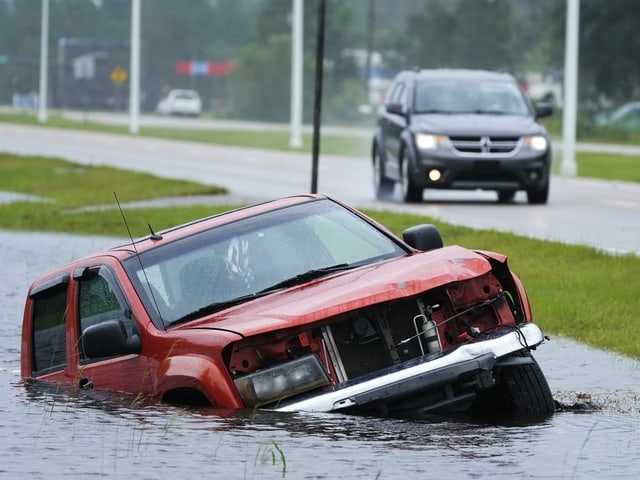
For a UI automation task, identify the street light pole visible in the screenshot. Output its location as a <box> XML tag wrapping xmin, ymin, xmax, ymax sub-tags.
<box><xmin>129</xmin><ymin>0</ymin><xmax>141</xmax><ymax>134</ymax></box>
<box><xmin>561</xmin><ymin>0</ymin><xmax>580</xmax><ymax>176</ymax></box>
<box><xmin>38</xmin><ymin>0</ymin><xmax>49</xmax><ymax>123</ymax></box>
<box><xmin>289</xmin><ymin>0</ymin><xmax>303</xmax><ymax>148</ymax></box>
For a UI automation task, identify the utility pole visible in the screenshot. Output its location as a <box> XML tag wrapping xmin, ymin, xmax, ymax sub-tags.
<box><xmin>310</xmin><ymin>0</ymin><xmax>326</xmax><ymax>194</ymax></box>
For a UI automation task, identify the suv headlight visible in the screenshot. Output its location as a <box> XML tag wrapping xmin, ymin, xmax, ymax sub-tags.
<box><xmin>522</xmin><ymin>135</ymin><xmax>548</xmax><ymax>151</ymax></box>
<box><xmin>234</xmin><ymin>355</ymin><xmax>330</xmax><ymax>408</ymax></box>
<box><xmin>416</xmin><ymin>133</ymin><xmax>447</xmax><ymax>150</ymax></box>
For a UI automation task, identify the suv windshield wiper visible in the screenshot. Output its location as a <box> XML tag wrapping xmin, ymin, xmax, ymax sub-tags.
<box><xmin>416</xmin><ymin>109</ymin><xmax>456</xmax><ymax>114</ymax></box>
<box><xmin>472</xmin><ymin>109</ymin><xmax>522</xmax><ymax>115</ymax></box>
<box><xmin>258</xmin><ymin>263</ymin><xmax>355</xmax><ymax>293</ymax></box>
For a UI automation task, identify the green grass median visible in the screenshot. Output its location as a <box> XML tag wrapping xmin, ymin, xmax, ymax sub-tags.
<box><xmin>0</xmin><ymin>111</ymin><xmax>371</xmax><ymax>158</ymax></box>
<box><xmin>2</xmin><ymin>152</ymin><xmax>639</xmax><ymax>360</ymax></box>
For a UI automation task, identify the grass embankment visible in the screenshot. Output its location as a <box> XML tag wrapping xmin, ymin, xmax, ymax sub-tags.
<box><xmin>0</xmin><ymin>154</ymin><xmax>227</xmax><ymax>234</ymax></box>
<box><xmin>2</xmin><ymin>153</ymin><xmax>639</xmax><ymax>359</ymax></box>
<box><xmin>0</xmin><ymin>111</ymin><xmax>371</xmax><ymax>158</ymax></box>
<box><xmin>574</xmin><ymin>152</ymin><xmax>640</xmax><ymax>182</ymax></box>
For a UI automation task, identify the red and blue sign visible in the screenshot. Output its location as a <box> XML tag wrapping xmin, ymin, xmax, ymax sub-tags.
<box><xmin>175</xmin><ymin>61</ymin><xmax>234</xmax><ymax>77</ymax></box>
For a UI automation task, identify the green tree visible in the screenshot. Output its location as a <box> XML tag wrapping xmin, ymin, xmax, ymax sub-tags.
<box><xmin>229</xmin><ymin>33</ymin><xmax>295</xmax><ymax>121</ymax></box>
<box><xmin>0</xmin><ymin>0</ymin><xmax>44</xmax><ymax>100</ymax></box>
<box><xmin>580</xmin><ymin>0</ymin><xmax>640</xmax><ymax>105</ymax></box>
<box><xmin>542</xmin><ymin>0</ymin><xmax>640</xmax><ymax>108</ymax></box>
<box><xmin>228</xmin><ymin>0</ymin><xmax>364</xmax><ymax>123</ymax></box>
<box><xmin>400</xmin><ymin>0</ymin><xmax>527</xmax><ymax>72</ymax></box>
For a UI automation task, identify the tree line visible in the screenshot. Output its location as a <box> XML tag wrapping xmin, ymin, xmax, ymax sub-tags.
<box><xmin>0</xmin><ymin>0</ymin><xmax>637</xmax><ymax>123</ymax></box>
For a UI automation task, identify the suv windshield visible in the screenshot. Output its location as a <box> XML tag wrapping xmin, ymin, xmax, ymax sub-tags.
<box><xmin>124</xmin><ymin>199</ymin><xmax>407</xmax><ymax>328</ymax></box>
<box><xmin>414</xmin><ymin>79</ymin><xmax>530</xmax><ymax>115</ymax></box>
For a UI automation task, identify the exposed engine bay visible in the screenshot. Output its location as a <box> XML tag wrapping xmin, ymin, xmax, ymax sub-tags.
<box><xmin>228</xmin><ymin>271</ymin><xmax>532</xmax><ymax>413</ymax></box>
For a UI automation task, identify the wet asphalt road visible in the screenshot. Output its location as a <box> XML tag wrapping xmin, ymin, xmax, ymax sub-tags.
<box><xmin>0</xmin><ymin>122</ymin><xmax>639</xmax><ymax>256</ymax></box>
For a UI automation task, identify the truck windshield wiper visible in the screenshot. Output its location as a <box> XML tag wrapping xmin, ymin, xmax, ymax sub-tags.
<box><xmin>257</xmin><ymin>263</ymin><xmax>354</xmax><ymax>293</ymax></box>
<box><xmin>169</xmin><ymin>264</ymin><xmax>356</xmax><ymax>326</ymax></box>
<box><xmin>169</xmin><ymin>291</ymin><xmax>271</xmax><ymax>326</ymax></box>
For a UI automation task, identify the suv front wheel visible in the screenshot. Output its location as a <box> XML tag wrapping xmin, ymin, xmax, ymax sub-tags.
<box><xmin>526</xmin><ymin>183</ymin><xmax>549</xmax><ymax>204</ymax></box>
<box><xmin>400</xmin><ymin>154</ymin><xmax>424</xmax><ymax>203</ymax></box>
<box><xmin>373</xmin><ymin>147</ymin><xmax>395</xmax><ymax>199</ymax></box>
<box><xmin>497</xmin><ymin>190</ymin><xmax>517</xmax><ymax>203</ymax></box>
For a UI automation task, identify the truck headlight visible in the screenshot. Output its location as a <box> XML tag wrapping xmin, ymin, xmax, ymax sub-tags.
<box><xmin>234</xmin><ymin>355</ymin><xmax>330</xmax><ymax>408</ymax></box>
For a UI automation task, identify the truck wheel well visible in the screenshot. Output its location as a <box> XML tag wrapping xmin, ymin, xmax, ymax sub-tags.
<box><xmin>162</xmin><ymin>387</ymin><xmax>211</xmax><ymax>407</ymax></box>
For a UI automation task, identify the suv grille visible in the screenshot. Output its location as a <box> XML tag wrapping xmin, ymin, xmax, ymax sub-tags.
<box><xmin>449</xmin><ymin>135</ymin><xmax>520</xmax><ymax>157</ymax></box>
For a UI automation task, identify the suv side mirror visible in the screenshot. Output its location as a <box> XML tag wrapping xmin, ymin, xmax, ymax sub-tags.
<box><xmin>82</xmin><ymin>319</ymin><xmax>142</xmax><ymax>358</ymax></box>
<box><xmin>402</xmin><ymin>224</ymin><xmax>443</xmax><ymax>251</ymax></box>
<box><xmin>535</xmin><ymin>102</ymin><xmax>553</xmax><ymax>119</ymax></box>
<box><xmin>386</xmin><ymin>103</ymin><xmax>405</xmax><ymax>116</ymax></box>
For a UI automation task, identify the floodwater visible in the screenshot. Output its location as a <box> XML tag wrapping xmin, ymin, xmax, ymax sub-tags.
<box><xmin>2</xmin><ymin>229</ymin><xmax>639</xmax><ymax>480</ymax></box>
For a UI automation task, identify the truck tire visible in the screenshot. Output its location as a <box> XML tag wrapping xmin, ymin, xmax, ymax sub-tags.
<box><xmin>475</xmin><ymin>349</ymin><xmax>555</xmax><ymax>418</ymax></box>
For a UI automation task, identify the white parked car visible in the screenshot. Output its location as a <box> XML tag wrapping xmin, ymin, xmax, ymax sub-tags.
<box><xmin>157</xmin><ymin>89</ymin><xmax>202</xmax><ymax>117</ymax></box>
<box><xmin>523</xmin><ymin>72</ymin><xmax>563</xmax><ymax>108</ymax></box>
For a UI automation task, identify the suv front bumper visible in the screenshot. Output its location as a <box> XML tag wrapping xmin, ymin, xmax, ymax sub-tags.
<box><xmin>414</xmin><ymin>151</ymin><xmax>551</xmax><ymax>192</ymax></box>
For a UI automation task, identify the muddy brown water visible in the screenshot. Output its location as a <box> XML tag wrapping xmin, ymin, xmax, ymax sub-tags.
<box><xmin>1</xmin><ymin>230</ymin><xmax>639</xmax><ymax>479</ymax></box>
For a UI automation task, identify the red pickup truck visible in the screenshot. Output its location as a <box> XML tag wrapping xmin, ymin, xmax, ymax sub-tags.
<box><xmin>21</xmin><ymin>195</ymin><xmax>554</xmax><ymax>417</ymax></box>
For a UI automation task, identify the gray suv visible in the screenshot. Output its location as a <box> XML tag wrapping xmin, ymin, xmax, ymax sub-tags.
<box><xmin>372</xmin><ymin>69</ymin><xmax>553</xmax><ymax>204</ymax></box>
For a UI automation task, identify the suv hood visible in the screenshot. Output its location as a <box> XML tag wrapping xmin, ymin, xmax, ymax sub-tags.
<box><xmin>412</xmin><ymin>113</ymin><xmax>546</xmax><ymax>137</ymax></box>
<box><xmin>186</xmin><ymin>245</ymin><xmax>496</xmax><ymax>337</ymax></box>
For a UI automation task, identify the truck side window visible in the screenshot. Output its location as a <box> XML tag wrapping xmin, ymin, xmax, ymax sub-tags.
<box><xmin>32</xmin><ymin>282</ymin><xmax>68</xmax><ymax>375</ymax></box>
<box><xmin>77</xmin><ymin>267</ymin><xmax>136</xmax><ymax>359</ymax></box>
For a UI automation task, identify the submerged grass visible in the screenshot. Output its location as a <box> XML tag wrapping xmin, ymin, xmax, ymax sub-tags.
<box><xmin>255</xmin><ymin>439</ymin><xmax>287</xmax><ymax>478</ymax></box>
<box><xmin>1</xmin><ymin>152</ymin><xmax>639</xmax><ymax>359</ymax></box>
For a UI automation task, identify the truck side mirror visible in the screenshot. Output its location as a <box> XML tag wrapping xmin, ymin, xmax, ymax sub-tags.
<box><xmin>402</xmin><ymin>224</ymin><xmax>443</xmax><ymax>251</ymax></box>
<box><xmin>82</xmin><ymin>319</ymin><xmax>141</xmax><ymax>358</ymax></box>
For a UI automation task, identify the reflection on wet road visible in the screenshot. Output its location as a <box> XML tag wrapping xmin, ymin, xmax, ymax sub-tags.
<box><xmin>1</xmin><ymin>230</ymin><xmax>639</xmax><ymax>479</ymax></box>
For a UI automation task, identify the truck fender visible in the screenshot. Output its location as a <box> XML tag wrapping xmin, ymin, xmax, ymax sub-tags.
<box><xmin>157</xmin><ymin>354</ymin><xmax>242</xmax><ymax>408</ymax></box>
<box><xmin>511</xmin><ymin>273</ymin><xmax>533</xmax><ymax>321</ymax></box>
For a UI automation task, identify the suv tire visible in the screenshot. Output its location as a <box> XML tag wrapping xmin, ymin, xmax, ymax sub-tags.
<box><xmin>373</xmin><ymin>147</ymin><xmax>395</xmax><ymax>199</ymax></box>
<box><xmin>497</xmin><ymin>190</ymin><xmax>516</xmax><ymax>203</ymax></box>
<box><xmin>526</xmin><ymin>183</ymin><xmax>549</xmax><ymax>204</ymax></box>
<box><xmin>400</xmin><ymin>153</ymin><xmax>423</xmax><ymax>203</ymax></box>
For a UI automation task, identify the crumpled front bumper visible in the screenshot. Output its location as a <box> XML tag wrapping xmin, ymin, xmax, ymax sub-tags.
<box><xmin>274</xmin><ymin>323</ymin><xmax>546</xmax><ymax>413</ymax></box>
